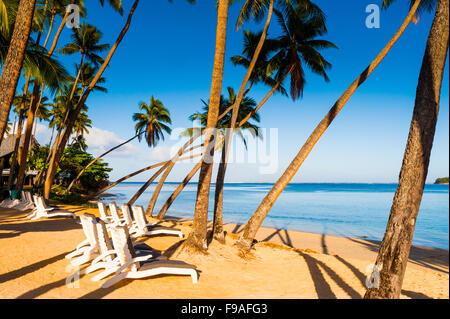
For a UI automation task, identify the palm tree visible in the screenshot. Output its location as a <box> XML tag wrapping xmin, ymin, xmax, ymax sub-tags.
<box><xmin>231</xmin><ymin>30</ymin><xmax>288</xmax><ymax>97</ymax></box>
<box><xmin>132</xmin><ymin>97</ymin><xmax>172</xmax><ymax>148</ymax></box>
<box><xmin>125</xmin><ymin>97</ymin><xmax>172</xmax><ymax>206</ymax></box>
<box><xmin>0</xmin><ymin>0</ymin><xmax>37</xmax><ymax>145</ymax></box>
<box><xmin>184</xmin><ymin>0</ymin><xmax>230</xmax><ymax>252</ymax></box>
<box><xmin>236</xmin><ymin>0</ymin><xmax>424</xmax><ymax>252</ymax></box>
<box><xmin>212</xmin><ymin>88</ymin><xmax>261</xmax><ymax>241</ymax></box>
<box><xmin>365</xmin><ymin>0</ymin><xmax>448</xmax><ymax>299</ymax></box>
<box><xmin>58</xmin><ymin>22</ymin><xmax>109</xmax><ymax>101</ymax></box>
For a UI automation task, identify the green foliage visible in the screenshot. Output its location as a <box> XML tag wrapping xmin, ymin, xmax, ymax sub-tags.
<box><xmin>29</xmin><ymin>142</ymin><xmax>112</xmax><ymax>193</ymax></box>
<box><xmin>59</xmin><ymin>142</ymin><xmax>112</xmax><ymax>192</ymax></box>
<box><xmin>49</xmin><ymin>188</ymin><xmax>88</xmax><ymax>205</ymax></box>
<box><xmin>28</xmin><ymin>144</ymin><xmax>50</xmax><ymax>172</ymax></box>
<box><xmin>435</xmin><ymin>177</ymin><xmax>449</xmax><ymax>184</ymax></box>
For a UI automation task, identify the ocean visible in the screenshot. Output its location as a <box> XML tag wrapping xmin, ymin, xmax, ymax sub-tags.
<box><xmin>100</xmin><ymin>182</ymin><xmax>449</xmax><ymax>250</ymax></box>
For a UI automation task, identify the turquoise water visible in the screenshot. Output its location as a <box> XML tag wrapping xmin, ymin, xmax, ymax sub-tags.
<box><xmin>101</xmin><ymin>183</ymin><xmax>449</xmax><ymax>250</ymax></box>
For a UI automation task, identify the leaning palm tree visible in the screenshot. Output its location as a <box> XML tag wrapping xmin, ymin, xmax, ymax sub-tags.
<box><xmin>43</xmin><ymin>0</ymin><xmax>143</xmax><ymax>200</ymax></box>
<box><xmin>236</xmin><ymin>0</ymin><xmax>424</xmax><ymax>252</ymax></box>
<box><xmin>365</xmin><ymin>0</ymin><xmax>448</xmax><ymax>299</ymax></box>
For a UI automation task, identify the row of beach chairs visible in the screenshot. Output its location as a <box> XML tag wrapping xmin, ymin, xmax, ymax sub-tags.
<box><xmin>1</xmin><ymin>191</ymin><xmax>76</xmax><ymax>220</ymax></box>
<box><xmin>0</xmin><ymin>190</ymin><xmax>35</xmax><ymax>210</ymax></box>
<box><xmin>65</xmin><ymin>202</ymin><xmax>198</xmax><ymax>287</ymax></box>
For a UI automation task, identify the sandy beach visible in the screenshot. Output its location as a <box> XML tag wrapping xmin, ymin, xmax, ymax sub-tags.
<box><xmin>0</xmin><ymin>205</ymin><xmax>448</xmax><ymax>299</ymax></box>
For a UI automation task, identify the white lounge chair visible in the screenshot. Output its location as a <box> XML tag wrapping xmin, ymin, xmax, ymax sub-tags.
<box><xmin>14</xmin><ymin>191</ymin><xmax>35</xmax><ymax>211</ymax></box>
<box><xmin>69</xmin><ymin>213</ymin><xmax>101</xmax><ymax>266</ymax></box>
<box><xmin>27</xmin><ymin>195</ymin><xmax>76</xmax><ymax>220</ymax></box>
<box><xmin>0</xmin><ymin>190</ymin><xmax>21</xmax><ymax>208</ymax></box>
<box><xmin>65</xmin><ymin>213</ymin><xmax>97</xmax><ymax>260</ymax></box>
<box><xmin>100</xmin><ymin>225</ymin><xmax>198</xmax><ymax>288</ymax></box>
<box><xmin>86</xmin><ymin>217</ymin><xmax>156</xmax><ymax>281</ymax></box>
<box><xmin>120</xmin><ymin>204</ymin><xmax>140</xmax><ymax>235</ymax></box>
<box><xmin>0</xmin><ymin>191</ymin><xmax>13</xmax><ymax>207</ymax></box>
<box><xmin>131</xmin><ymin>206</ymin><xmax>183</xmax><ymax>238</ymax></box>
<box><xmin>97</xmin><ymin>202</ymin><xmax>114</xmax><ymax>224</ymax></box>
<box><xmin>109</xmin><ymin>201</ymin><xmax>127</xmax><ymax>225</ymax></box>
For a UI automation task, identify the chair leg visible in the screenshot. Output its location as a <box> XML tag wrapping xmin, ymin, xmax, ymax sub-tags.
<box><xmin>91</xmin><ymin>267</ymin><xmax>120</xmax><ymax>282</ymax></box>
<box><xmin>101</xmin><ymin>273</ymin><xmax>127</xmax><ymax>288</ymax></box>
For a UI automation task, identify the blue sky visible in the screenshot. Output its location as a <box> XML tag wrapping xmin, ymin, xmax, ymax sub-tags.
<box><xmin>22</xmin><ymin>0</ymin><xmax>449</xmax><ymax>184</ymax></box>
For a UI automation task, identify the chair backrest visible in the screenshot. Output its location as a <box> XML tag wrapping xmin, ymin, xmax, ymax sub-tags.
<box><xmin>121</xmin><ymin>204</ymin><xmax>133</xmax><ymax>227</ymax></box>
<box><xmin>131</xmin><ymin>206</ymin><xmax>146</xmax><ymax>231</ymax></box>
<box><xmin>109</xmin><ymin>202</ymin><xmax>121</xmax><ymax>223</ymax></box>
<box><xmin>25</xmin><ymin>192</ymin><xmax>33</xmax><ymax>204</ymax></box>
<box><xmin>94</xmin><ymin>218</ymin><xmax>114</xmax><ymax>260</ymax></box>
<box><xmin>33</xmin><ymin>195</ymin><xmax>39</xmax><ymax>207</ymax></box>
<box><xmin>81</xmin><ymin>213</ymin><xmax>99</xmax><ymax>249</ymax></box>
<box><xmin>37</xmin><ymin>197</ymin><xmax>46</xmax><ymax>210</ymax></box>
<box><xmin>97</xmin><ymin>202</ymin><xmax>108</xmax><ymax>220</ymax></box>
<box><xmin>109</xmin><ymin>225</ymin><xmax>137</xmax><ymax>268</ymax></box>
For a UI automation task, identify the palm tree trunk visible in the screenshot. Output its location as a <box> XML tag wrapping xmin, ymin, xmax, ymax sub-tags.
<box><xmin>69</xmin><ymin>54</ymin><xmax>84</xmax><ymax>101</ymax></box>
<box><xmin>14</xmin><ymin>83</ymin><xmax>39</xmax><ymax>191</ymax></box>
<box><xmin>66</xmin><ymin>132</ymin><xmax>144</xmax><ymax>193</ymax></box>
<box><xmin>157</xmin><ymin>160</ymin><xmax>203</xmax><ymax>220</ymax></box>
<box><xmin>365</xmin><ymin>0</ymin><xmax>449</xmax><ymax>299</ymax></box>
<box><xmin>212</xmin><ymin>148</ymin><xmax>227</xmax><ymax>241</ymax></box>
<box><xmin>90</xmin><ymin>152</ymin><xmax>200</xmax><ymax>200</ymax></box>
<box><xmin>235</xmin><ymin>0</ymin><xmax>423</xmax><ymax>252</ymax></box>
<box><xmin>43</xmin><ymin>0</ymin><xmax>140</xmax><ymax>200</ymax></box>
<box><xmin>185</xmin><ymin>0</ymin><xmax>229</xmax><ymax>252</ymax></box>
<box><xmin>211</xmin><ymin>1</ymin><xmax>274</xmax><ymax>239</ymax></box>
<box><xmin>127</xmin><ymin>162</ymin><xmax>171</xmax><ymax>206</ymax></box>
<box><xmin>46</xmin><ymin>3</ymin><xmax>72</xmax><ymax>56</ymax></box>
<box><xmin>0</xmin><ymin>0</ymin><xmax>37</xmax><ymax>145</ymax></box>
<box><xmin>7</xmin><ymin>75</ymin><xmax>30</xmax><ymax>188</ymax></box>
<box><xmin>42</xmin><ymin>12</ymin><xmax>55</xmax><ymax>49</ymax></box>
<box><xmin>144</xmin><ymin>143</ymin><xmax>203</xmax><ymax>215</ymax></box>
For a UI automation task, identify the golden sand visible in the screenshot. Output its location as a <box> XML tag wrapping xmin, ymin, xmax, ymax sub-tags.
<box><xmin>0</xmin><ymin>205</ymin><xmax>448</xmax><ymax>299</ymax></box>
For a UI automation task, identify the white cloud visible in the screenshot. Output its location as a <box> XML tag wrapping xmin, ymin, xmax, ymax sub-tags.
<box><xmin>147</xmin><ymin>145</ymin><xmax>175</xmax><ymax>162</ymax></box>
<box><xmin>84</xmin><ymin>127</ymin><xmax>141</xmax><ymax>157</ymax></box>
<box><xmin>34</xmin><ymin>123</ymin><xmax>52</xmax><ymax>145</ymax></box>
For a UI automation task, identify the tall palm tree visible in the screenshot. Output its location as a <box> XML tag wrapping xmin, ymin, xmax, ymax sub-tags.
<box><xmin>365</xmin><ymin>0</ymin><xmax>448</xmax><ymax>299</ymax></box>
<box><xmin>185</xmin><ymin>0</ymin><xmax>230</xmax><ymax>252</ymax></box>
<box><xmin>125</xmin><ymin>97</ymin><xmax>172</xmax><ymax>206</ymax></box>
<box><xmin>0</xmin><ymin>0</ymin><xmax>37</xmax><ymax>145</ymax></box>
<box><xmin>235</xmin><ymin>0</ymin><xmax>424</xmax><ymax>252</ymax></box>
